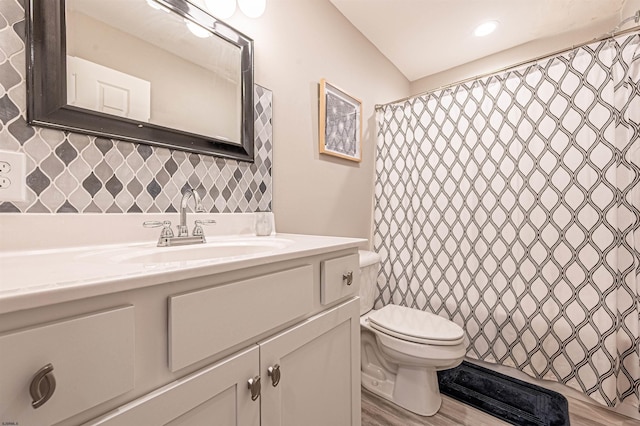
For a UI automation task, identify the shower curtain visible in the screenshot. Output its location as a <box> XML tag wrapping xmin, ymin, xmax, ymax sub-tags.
<box><xmin>374</xmin><ymin>32</ymin><xmax>640</xmax><ymax>409</ymax></box>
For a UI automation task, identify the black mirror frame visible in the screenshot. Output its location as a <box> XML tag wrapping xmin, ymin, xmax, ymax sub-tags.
<box><xmin>25</xmin><ymin>0</ymin><xmax>255</xmax><ymax>162</ymax></box>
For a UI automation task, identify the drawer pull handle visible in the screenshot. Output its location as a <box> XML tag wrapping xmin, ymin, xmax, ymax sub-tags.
<box><xmin>343</xmin><ymin>271</ymin><xmax>353</xmax><ymax>286</ymax></box>
<box><xmin>247</xmin><ymin>375</ymin><xmax>261</xmax><ymax>401</ymax></box>
<box><xmin>268</xmin><ymin>364</ymin><xmax>281</xmax><ymax>387</ymax></box>
<box><xmin>30</xmin><ymin>363</ymin><xmax>56</xmax><ymax>409</ymax></box>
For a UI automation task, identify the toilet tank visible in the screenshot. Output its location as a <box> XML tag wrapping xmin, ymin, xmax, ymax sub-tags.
<box><xmin>359</xmin><ymin>250</ymin><xmax>381</xmax><ymax>315</ymax></box>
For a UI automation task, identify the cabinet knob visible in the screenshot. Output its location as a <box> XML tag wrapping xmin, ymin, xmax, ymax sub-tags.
<box><xmin>343</xmin><ymin>271</ymin><xmax>353</xmax><ymax>286</ymax></box>
<box><xmin>267</xmin><ymin>364</ymin><xmax>281</xmax><ymax>387</ymax></box>
<box><xmin>30</xmin><ymin>363</ymin><xmax>56</xmax><ymax>409</ymax></box>
<box><xmin>247</xmin><ymin>375</ymin><xmax>261</xmax><ymax>401</ymax></box>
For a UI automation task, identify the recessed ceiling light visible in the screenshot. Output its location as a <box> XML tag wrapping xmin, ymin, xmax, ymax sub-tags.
<box><xmin>474</xmin><ymin>20</ymin><xmax>499</xmax><ymax>37</ymax></box>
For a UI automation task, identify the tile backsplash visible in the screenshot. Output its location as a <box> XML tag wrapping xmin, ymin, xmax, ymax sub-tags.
<box><xmin>0</xmin><ymin>0</ymin><xmax>272</xmax><ymax>214</ymax></box>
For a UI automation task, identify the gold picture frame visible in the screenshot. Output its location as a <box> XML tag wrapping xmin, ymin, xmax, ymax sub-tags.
<box><xmin>319</xmin><ymin>78</ymin><xmax>362</xmax><ymax>162</ymax></box>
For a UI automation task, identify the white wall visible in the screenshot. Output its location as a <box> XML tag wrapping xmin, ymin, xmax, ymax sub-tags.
<box><xmin>221</xmin><ymin>0</ymin><xmax>410</xmax><ymax>240</ymax></box>
<box><xmin>623</xmin><ymin>0</ymin><xmax>640</xmax><ymax>18</ymax></box>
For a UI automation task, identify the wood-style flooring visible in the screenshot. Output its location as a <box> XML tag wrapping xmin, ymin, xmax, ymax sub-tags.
<box><xmin>361</xmin><ymin>388</ymin><xmax>639</xmax><ymax>426</ymax></box>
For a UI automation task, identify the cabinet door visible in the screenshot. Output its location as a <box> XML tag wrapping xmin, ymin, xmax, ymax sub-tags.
<box><xmin>0</xmin><ymin>306</ymin><xmax>135</xmax><ymax>426</ymax></box>
<box><xmin>84</xmin><ymin>346</ymin><xmax>260</xmax><ymax>426</ymax></box>
<box><xmin>259</xmin><ymin>298</ymin><xmax>361</xmax><ymax>426</ymax></box>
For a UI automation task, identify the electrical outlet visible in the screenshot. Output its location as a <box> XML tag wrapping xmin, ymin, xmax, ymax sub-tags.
<box><xmin>0</xmin><ymin>161</ymin><xmax>10</xmax><ymax>174</ymax></box>
<box><xmin>0</xmin><ymin>151</ymin><xmax>26</xmax><ymax>202</ymax></box>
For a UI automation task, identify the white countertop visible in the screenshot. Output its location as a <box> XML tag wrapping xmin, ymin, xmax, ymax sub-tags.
<box><xmin>0</xmin><ymin>214</ymin><xmax>366</xmax><ymax>314</ymax></box>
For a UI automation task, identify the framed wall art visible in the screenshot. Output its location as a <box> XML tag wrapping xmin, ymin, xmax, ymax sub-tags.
<box><xmin>319</xmin><ymin>78</ymin><xmax>362</xmax><ymax>162</ymax></box>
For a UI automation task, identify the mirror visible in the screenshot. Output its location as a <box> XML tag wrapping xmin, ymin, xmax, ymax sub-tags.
<box><xmin>26</xmin><ymin>0</ymin><xmax>255</xmax><ymax>162</ymax></box>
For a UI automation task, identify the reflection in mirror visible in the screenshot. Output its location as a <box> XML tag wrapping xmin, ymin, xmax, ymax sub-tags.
<box><xmin>26</xmin><ymin>0</ymin><xmax>255</xmax><ymax>161</ymax></box>
<box><xmin>65</xmin><ymin>0</ymin><xmax>242</xmax><ymax>143</ymax></box>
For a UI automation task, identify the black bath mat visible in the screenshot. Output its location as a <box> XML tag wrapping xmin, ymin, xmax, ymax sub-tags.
<box><xmin>437</xmin><ymin>361</ymin><xmax>570</xmax><ymax>426</ymax></box>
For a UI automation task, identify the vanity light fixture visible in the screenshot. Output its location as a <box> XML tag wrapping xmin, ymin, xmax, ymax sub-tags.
<box><xmin>204</xmin><ymin>0</ymin><xmax>266</xmax><ymax>19</ymax></box>
<box><xmin>146</xmin><ymin>0</ymin><xmax>170</xmax><ymax>12</ymax></box>
<box><xmin>204</xmin><ymin>0</ymin><xmax>237</xmax><ymax>19</ymax></box>
<box><xmin>474</xmin><ymin>20</ymin><xmax>499</xmax><ymax>37</ymax></box>
<box><xmin>238</xmin><ymin>0</ymin><xmax>266</xmax><ymax>18</ymax></box>
<box><xmin>185</xmin><ymin>19</ymin><xmax>211</xmax><ymax>38</ymax></box>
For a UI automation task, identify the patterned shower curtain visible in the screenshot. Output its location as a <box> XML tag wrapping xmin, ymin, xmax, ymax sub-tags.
<box><xmin>374</xmin><ymin>32</ymin><xmax>640</xmax><ymax>408</ymax></box>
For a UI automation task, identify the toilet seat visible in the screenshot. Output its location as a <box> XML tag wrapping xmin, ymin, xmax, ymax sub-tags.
<box><xmin>367</xmin><ymin>305</ymin><xmax>464</xmax><ymax>346</ymax></box>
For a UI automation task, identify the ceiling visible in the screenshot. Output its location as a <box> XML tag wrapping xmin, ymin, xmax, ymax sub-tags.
<box><xmin>330</xmin><ymin>0</ymin><xmax>626</xmax><ymax>82</ymax></box>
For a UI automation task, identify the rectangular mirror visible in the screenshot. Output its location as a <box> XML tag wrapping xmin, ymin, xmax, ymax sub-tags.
<box><xmin>26</xmin><ymin>0</ymin><xmax>255</xmax><ymax>162</ymax></box>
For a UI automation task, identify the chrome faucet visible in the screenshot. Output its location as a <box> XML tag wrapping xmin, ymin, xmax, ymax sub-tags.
<box><xmin>178</xmin><ymin>188</ymin><xmax>205</xmax><ymax>237</ymax></box>
<box><xmin>143</xmin><ymin>187</ymin><xmax>216</xmax><ymax>247</ymax></box>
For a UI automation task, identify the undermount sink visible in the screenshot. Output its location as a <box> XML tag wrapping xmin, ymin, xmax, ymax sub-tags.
<box><xmin>119</xmin><ymin>237</ymin><xmax>294</xmax><ymax>264</ymax></box>
<box><xmin>75</xmin><ymin>237</ymin><xmax>295</xmax><ymax>265</ymax></box>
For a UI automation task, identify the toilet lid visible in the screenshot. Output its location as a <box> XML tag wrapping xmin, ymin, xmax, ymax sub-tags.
<box><xmin>367</xmin><ymin>305</ymin><xmax>464</xmax><ymax>345</ymax></box>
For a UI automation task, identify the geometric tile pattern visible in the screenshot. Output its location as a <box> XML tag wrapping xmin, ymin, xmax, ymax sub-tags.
<box><xmin>0</xmin><ymin>0</ymin><xmax>271</xmax><ymax>214</ymax></box>
<box><xmin>374</xmin><ymin>32</ymin><xmax>640</xmax><ymax>409</ymax></box>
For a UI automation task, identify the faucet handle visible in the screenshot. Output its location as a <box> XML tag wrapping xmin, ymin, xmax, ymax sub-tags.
<box><xmin>193</xmin><ymin>219</ymin><xmax>216</xmax><ymax>237</ymax></box>
<box><xmin>143</xmin><ymin>220</ymin><xmax>174</xmax><ymax>238</ymax></box>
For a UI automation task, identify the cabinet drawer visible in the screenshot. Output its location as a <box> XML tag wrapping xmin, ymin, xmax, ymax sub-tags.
<box><xmin>321</xmin><ymin>254</ymin><xmax>359</xmax><ymax>305</ymax></box>
<box><xmin>0</xmin><ymin>306</ymin><xmax>135</xmax><ymax>426</ymax></box>
<box><xmin>169</xmin><ymin>265</ymin><xmax>314</xmax><ymax>371</ymax></box>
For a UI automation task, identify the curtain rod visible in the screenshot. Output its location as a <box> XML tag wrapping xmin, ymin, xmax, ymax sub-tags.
<box><xmin>375</xmin><ymin>14</ymin><xmax>640</xmax><ymax>110</ymax></box>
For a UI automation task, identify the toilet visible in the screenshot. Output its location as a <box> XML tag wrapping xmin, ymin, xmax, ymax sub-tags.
<box><xmin>358</xmin><ymin>250</ymin><xmax>466</xmax><ymax>416</ymax></box>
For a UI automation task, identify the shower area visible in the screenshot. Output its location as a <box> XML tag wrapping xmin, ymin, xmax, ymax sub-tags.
<box><xmin>373</xmin><ymin>30</ymin><xmax>640</xmax><ymax>411</ymax></box>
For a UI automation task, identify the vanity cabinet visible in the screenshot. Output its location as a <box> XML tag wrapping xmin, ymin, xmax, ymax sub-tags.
<box><xmin>0</xmin><ymin>247</ymin><xmax>361</xmax><ymax>426</ymax></box>
<box><xmin>85</xmin><ymin>298</ymin><xmax>360</xmax><ymax>426</ymax></box>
